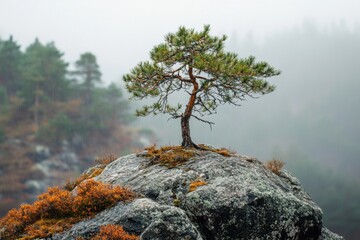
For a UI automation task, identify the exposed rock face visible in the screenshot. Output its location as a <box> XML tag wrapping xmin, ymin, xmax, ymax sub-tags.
<box><xmin>27</xmin><ymin>144</ymin><xmax>51</xmax><ymax>162</ymax></box>
<box><xmin>54</xmin><ymin>198</ymin><xmax>202</xmax><ymax>240</ymax></box>
<box><xmin>54</xmin><ymin>150</ymin><xmax>344</xmax><ymax>240</ymax></box>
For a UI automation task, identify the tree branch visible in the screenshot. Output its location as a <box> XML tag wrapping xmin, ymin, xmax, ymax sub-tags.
<box><xmin>191</xmin><ymin>114</ymin><xmax>214</xmax><ymax>130</ymax></box>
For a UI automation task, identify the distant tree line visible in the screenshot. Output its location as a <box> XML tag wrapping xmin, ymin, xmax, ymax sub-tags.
<box><xmin>0</xmin><ymin>36</ymin><xmax>129</xmax><ymax>146</ymax></box>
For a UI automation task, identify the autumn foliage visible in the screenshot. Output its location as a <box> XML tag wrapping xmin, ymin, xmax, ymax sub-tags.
<box><xmin>0</xmin><ymin>180</ymin><xmax>136</xmax><ymax>239</ymax></box>
<box><xmin>73</xmin><ymin>180</ymin><xmax>135</xmax><ymax>216</ymax></box>
<box><xmin>92</xmin><ymin>224</ymin><xmax>139</xmax><ymax>240</ymax></box>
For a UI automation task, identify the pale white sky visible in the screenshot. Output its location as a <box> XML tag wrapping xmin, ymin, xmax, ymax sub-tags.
<box><xmin>0</xmin><ymin>0</ymin><xmax>359</xmax><ymax>83</ymax></box>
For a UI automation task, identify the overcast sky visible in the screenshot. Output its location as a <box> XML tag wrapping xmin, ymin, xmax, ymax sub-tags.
<box><xmin>1</xmin><ymin>0</ymin><xmax>359</xmax><ymax>83</ymax></box>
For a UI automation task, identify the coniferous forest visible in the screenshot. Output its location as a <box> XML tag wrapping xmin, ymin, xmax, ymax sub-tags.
<box><xmin>0</xmin><ymin>36</ymin><xmax>144</xmax><ymax>217</ymax></box>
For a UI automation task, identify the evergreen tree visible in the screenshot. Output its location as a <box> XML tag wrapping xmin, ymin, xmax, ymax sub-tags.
<box><xmin>90</xmin><ymin>84</ymin><xmax>123</xmax><ymax>124</ymax></box>
<box><xmin>72</xmin><ymin>52</ymin><xmax>101</xmax><ymax>103</ymax></box>
<box><xmin>103</xmin><ymin>83</ymin><xmax>129</xmax><ymax>123</ymax></box>
<box><xmin>21</xmin><ymin>39</ymin><xmax>69</xmax><ymax>128</ymax></box>
<box><xmin>124</xmin><ymin>25</ymin><xmax>280</xmax><ymax>147</ymax></box>
<box><xmin>0</xmin><ymin>36</ymin><xmax>22</xmax><ymax>96</ymax></box>
<box><xmin>78</xmin><ymin>83</ymin><xmax>128</xmax><ymax>134</ymax></box>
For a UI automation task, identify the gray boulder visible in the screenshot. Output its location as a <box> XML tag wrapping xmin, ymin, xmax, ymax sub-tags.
<box><xmin>27</xmin><ymin>144</ymin><xmax>51</xmax><ymax>162</ymax></box>
<box><xmin>56</xmin><ymin>150</ymin><xmax>343</xmax><ymax>239</ymax></box>
<box><xmin>54</xmin><ymin>198</ymin><xmax>202</xmax><ymax>240</ymax></box>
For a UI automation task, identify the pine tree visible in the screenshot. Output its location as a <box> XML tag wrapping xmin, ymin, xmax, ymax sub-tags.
<box><xmin>124</xmin><ymin>25</ymin><xmax>280</xmax><ymax>147</ymax></box>
<box><xmin>21</xmin><ymin>39</ymin><xmax>69</xmax><ymax>129</ymax></box>
<box><xmin>77</xmin><ymin>83</ymin><xmax>128</xmax><ymax>134</ymax></box>
<box><xmin>0</xmin><ymin>36</ymin><xmax>22</xmax><ymax>96</ymax></box>
<box><xmin>101</xmin><ymin>83</ymin><xmax>128</xmax><ymax>125</ymax></box>
<box><xmin>72</xmin><ymin>52</ymin><xmax>101</xmax><ymax>104</ymax></box>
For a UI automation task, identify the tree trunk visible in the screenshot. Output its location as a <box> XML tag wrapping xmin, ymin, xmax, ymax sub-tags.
<box><xmin>181</xmin><ymin>66</ymin><xmax>199</xmax><ymax>148</ymax></box>
<box><xmin>181</xmin><ymin>115</ymin><xmax>197</xmax><ymax>148</ymax></box>
<box><xmin>34</xmin><ymin>92</ymin><xmax>39</xmax><ymax>131</ymax></box>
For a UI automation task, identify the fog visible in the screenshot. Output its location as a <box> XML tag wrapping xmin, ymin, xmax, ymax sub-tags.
<box><xmin>1</xmin><ymin>0</ymin><xmax>359</xmax><ymax>83</ymax></box>
<box><xmin>1</xmin><ymin>0</ymin><xmax>360</xmax><ymax>238</ymax></box>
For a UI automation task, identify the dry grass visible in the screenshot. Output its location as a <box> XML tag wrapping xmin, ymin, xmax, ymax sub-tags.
<box><xmin>0</xmin><ymin>180</ymin><xmax>136</xmax><ymax>240</ymax></box>
<box><xmin>265</xmin><ymin>159</ymin><xmax>285</xmax><ymax>175</ymax></box>
<box><xmin>142</xmin><ymin>145</ymin><xmax>196</xmax><ymax>168</ymax></box>
<box><xmin>92</xmin><ymin>224</ymin><xmax>139</xmax><ymax>240</ymax></box>
<box><xmin>23</xmin><ymin>218</ymin><xmax>79</xmax><ymax>239</ymax></box>
<box><xmin>188</xmin><ymin>180</ymin><xmax>208</xmax><ymax>192</ymax></box>
<box><xmin>63</xmin><ymin>153</ymin><xmax>118</xmax><ymax>192</ymax></box>
<box><xmin>95</xmin><ymin>154</ymin><xmax>118</xmax><ymax>165</ymax></box>
<box><xmin>198</xmin><ymin>144</ymin><xmax>235</xmax><ymax>156</ymax></box>
<box><xmin>63</xmin><ymin>167</ymin><xmax>104</xmax><ymax>191</ymax></box>
<box><xmin>141</xmin><ymin>144</ymin><xmax>234</xmax><ymax>168</ymax></box>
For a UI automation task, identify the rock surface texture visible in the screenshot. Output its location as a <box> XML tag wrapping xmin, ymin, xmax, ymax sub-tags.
<box><xmin>54</xmin><ymin>150</ymin><xmax>344</xmax><ymax>240</ymax></box>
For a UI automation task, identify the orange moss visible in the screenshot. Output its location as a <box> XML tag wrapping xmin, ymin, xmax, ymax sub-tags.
<box><xmin>0</xmin><ymin>180</ymin><xmax>136</xmax><ymax>240</ymax></box>
<box><xmin>142</xmin><ymin>144</ymin><xmax>234</xmax><ymax>168</ymax></box>
<box><xmin>189</xmin><ymin>180</ymin><xmax>208</xmax><ymax>192</ymax></box>
<box><xmin>92</xmin><ymin>224</ymin><xmax>139</xmax><ymax>240</ymax></box>
<box><xmin>143</xmin><ymin>145</ymin><xmax>196</xmax><ymax>168</ymax></box>
<box><xmin>265</xmin><ymin>159</ymin><xmax>285</xmax><ymax>175</ymax></box>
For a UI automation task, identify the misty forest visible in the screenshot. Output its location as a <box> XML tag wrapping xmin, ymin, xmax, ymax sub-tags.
<box><xmin>0</xmin><ymin>21</ymin><xmax>360</xmax><ymax>239</ymax></box>
<box><xmin>0</xmin><ymin>38</ymin><xmax>145</xmax><ymax>210</ymax></box>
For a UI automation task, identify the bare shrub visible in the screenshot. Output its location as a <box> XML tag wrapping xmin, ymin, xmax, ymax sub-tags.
<box><xmin>265</xmin><ymin>159</ymin><xmax>285</xmax><ymax>175</ymax></box>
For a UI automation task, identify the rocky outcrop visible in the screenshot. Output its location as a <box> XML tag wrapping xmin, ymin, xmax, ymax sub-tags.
<box><xmin>54</xmin><ymin>150</ymin><xmax>343</xmax><ymax>240</ymax></box>
<box><xmin>54</xmin><ymin>198</ymin><xmax>202</xmax><ymax>240</ymax></box>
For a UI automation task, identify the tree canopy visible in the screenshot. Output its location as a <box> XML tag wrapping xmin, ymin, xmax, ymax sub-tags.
<box><xmin>72</xmin><ymin>52</ymin><xmax>101</xmax><ymax>104</ymax></box>
<box><xmin>0</xmin><ymin>36</ymin><xmax>22</xmax><ymax>96</ymax></box>
<box><xmin>124</xmin><ymin>25</ymin><xmax>281</xmax><ymax>147</ymax></box>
